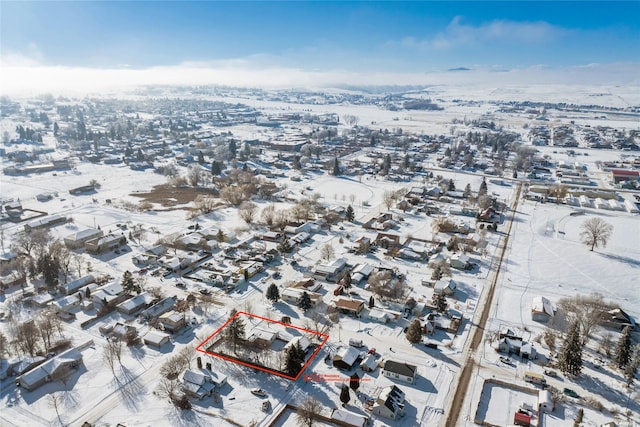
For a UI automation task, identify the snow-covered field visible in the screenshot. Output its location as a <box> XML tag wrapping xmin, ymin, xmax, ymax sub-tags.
<box><xmin>1</xmin><ymin>86</ymin><xmax>639</xmax><ymax>427</ymax></box>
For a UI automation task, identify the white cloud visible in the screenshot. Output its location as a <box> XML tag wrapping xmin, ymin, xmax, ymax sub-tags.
<box><xmin>392</xmin><ymin>16</ymin><xmax>565</xmax><ymax>50</ymax></box>
<box><xmin>0</xmin><ymin>59</ymin><xmax>637</xmax><ymax>97</ymax></box>
<box><xmin>0</xmin><ymin>42</ymin><xmax>44</xmax><ymax>67</ymax></box>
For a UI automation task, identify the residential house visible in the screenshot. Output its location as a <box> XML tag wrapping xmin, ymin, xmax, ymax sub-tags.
<box><xmin>91</xmin><ymin>281</ymin><xmax>124</xmax><ymax>307</ymax></box>
<box><xmin>601</xmin><ymin>308</ymin><xmax>636</xmax><ymax>330</ymax></box>
<box><xmin>332</xmin><ymin>346</ymin><xmax>362</xmax><ymax>370</ymax></box>
<box><xmin>159</xmin><ymin>311</ymin><xmax>186</xmax><ymax>333</ymax></box>
<box><xmin>433</xmin><ymin>279</ymin><xmax>456</xmax><ymax>296</ymax></box>
<box><xmin>247</xmin><ymin>329</ymin><xmax>279</xmax><ymax>349</ymax></box>
<box><xmin>141</xmin><ymin>297</ymin><xmax>176</xmax><ymax>320</ymax></box>
<box><xmin>361</xmin><ymin>353</ymin><xmax>378</xmax><ymax>372</ymax></box>
<box><xmin>24</xmin><ymin>214</ymin><xmax>67</xmax><ymax>232</ymax></box>
<box><xmin>333</xmin><ymin>298</ymin><xmax>365</xmax><ymax>316</ymax></box>
<box><xmin>370</xmin><ymin>385</ymin><xmax>406</xmax><ymax>420</ymax></box>
<box><xmin>449</xmin><ymin>253</ymin><xmax>471</xmax><ymax>270</ymax></box>
<box><xmin>59</xmin><ymin>274</ymin><xmax>95</xmax><ymax>295</ymax></box>
<box><xmin>313</xmin><ymin>258</ymin><xmax>348</xmax><ymax>282</ymax></box>
<box><xmin>64</xmin><ymin>229</ymin><xmax>103</xmax><ymax>249</ymax></box>
<box><xmin>181</xmin><ymin>368</ymin><xmax>228</xmax><ymax>400</ymax></box>
<box><xmin>116</xmin><ymin>292</ymin><xmax>154</xmax><ymax>316</ymax></box>
<box><xmin>281</xmin><ymin>288</ymin><xmax>322</xmax><ymax>307</ymax></box>
<box><xmin>383</xmin><ymin>360</ymin><xmax>417</xmax><ymax>384</ymax></box>
<box><xmin>16</xmin><ymin>348</ymin><xmax>83</xmax><ymax>391</ymax></box>
<box><xmin>85</xmin><ymin>233</ymin><xmax>126</xmax><ymax>254</ymax></box>
<box><xmin>365</xmin><ymin>308</ymin><xmax>393</xmax><ymax>324</ymax></box>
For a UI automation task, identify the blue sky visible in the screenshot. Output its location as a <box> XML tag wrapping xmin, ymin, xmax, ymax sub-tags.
<box><xmin>2</xmin><ymin>1</ymin><xmax>639</xmax><ymax>71</ymax></box>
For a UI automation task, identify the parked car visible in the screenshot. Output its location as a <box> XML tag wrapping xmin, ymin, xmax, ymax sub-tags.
<box><xmin>251</xmin><ymin>388</ymin><xmax>268</xmax><ymax>398</ymax></box>
<box><xmin>199</xmin><ymin>289</ymin><xmax>211</xmax><ymax>295</ymax></box>
<box><xmin>499</xmin><ymin>356</ymin><xmax>515</xmax><ymax>366</ymax></box>
<box><xmin>563</xmin><ymin>388</ymin><xmax>580</xmax><ymax>398</ymax></box>
<box><xmin>176</xmin><ymin>282</ymin><xmax>186</xmax><ymax>289</ymax></box>
<box><xmin>544</xmin><ymin>369</ymin><xmax>558</xmax><ymax>377</ymax></box>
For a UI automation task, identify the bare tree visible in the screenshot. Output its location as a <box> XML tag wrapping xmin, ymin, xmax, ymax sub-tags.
<box><xmin>37</xmin><ymin>310</ymin><xmax>58</xmax><ymax>352</ymax></box>
<box><xmin>12</xmin><ymin>229</ymin><xmax>52</xmax><ymax>258</ymax></box>
<box><xmin>557</xmin><ymin>293</ymin><xmax>617</xmax><ymax>345</ymax></box>
<box><xmin>382</xmin><ymin>190</ymin><xmax>395</xmax><ymax>210</ymax></box>
<box><xmin>48</xmin><ymin>392</ymin><xmax>64</xmax><ymax>426</ymax></box>
<box><xmin>72</xmin><ymin>253</ymin><xmax>84</xmax><ymax>277</ymax></box>
<box><xmin>194</xmin><ymin>195</ymin><xmax>218</xmax><ymax>214</ymax></box>
<box><xmin>296</xmin><ymin>396</ymin><xmax>323</xmax><ymax>427</ymax></box>
<box><xmin>238</xmin><ymin>201</ymin><xmax>258</xmax><ymax>224</ymax></box>
<box><xmin>261</xmin><ymin>204</ymin><xmax>276</xmax><ymax>226</ymax></box>
<box><xmin>580</xmin><ymin>217</ymin><xmax>613</xmax><ymax>251</ymax></box>
<box><xmin>320</xmin><ymin>243</ymin><xmax>335</xmax><ymax>262</ymax></box>
<box><xmin>187</xmin><ymin>164</ymin><xmax>201</xmax><ymax>187</ymax></box>
<box><xmin>0</xmin><ymin>331</ymin><xmax>10</xmax><ymax>357</ymax></box>
<box><xmin>10</xmin><ymin>319</ymin><xmax>40</xmax><ymax>356</ymax></box>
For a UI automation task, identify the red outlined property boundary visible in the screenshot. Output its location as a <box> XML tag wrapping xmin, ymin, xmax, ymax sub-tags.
<box><xmin>195</xmin><ymin>311</ymin><xmax>330</xmax><ymax>380</ymax></box>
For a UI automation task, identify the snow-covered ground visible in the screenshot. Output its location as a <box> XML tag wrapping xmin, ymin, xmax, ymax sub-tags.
<box><xmin>1</xmin><ymin>86</ymin><xmax>639</xmax><ymax>427</ymax></box>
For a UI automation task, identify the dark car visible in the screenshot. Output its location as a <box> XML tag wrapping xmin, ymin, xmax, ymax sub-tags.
<box><xmin>563</xmin><ymin>388</ymin><xmax>579</xmax><ymax>398</ymax></box>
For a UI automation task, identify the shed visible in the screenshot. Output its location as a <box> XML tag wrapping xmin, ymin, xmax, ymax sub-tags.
<box><xmin>143</xmin><ymin>330</ymin><xmax>171</xmax><ymax>348</ymax></box>
<box><xmin>331</xmin><ymin>408</ymin><xmax>368</xmax><ymax>427</ymax></box>
<box><xmin>538</xmin><ymin>389</ymin><xmax>554</xmax><ymax>413</ymax></box>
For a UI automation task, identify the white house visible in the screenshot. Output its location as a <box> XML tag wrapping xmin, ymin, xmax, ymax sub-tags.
<box><xmin>181</xmin><ymin>368</ymin><xmax>227</xmax><ymax>399</ymax></box>
<box><xmin>371</xmin><ymin>385</ymin><xmax>406</xmax><ymax>420</ymax></box>
<box><xmin>383</xmin><ymin>360</ymin><xmax>417</xmax><ymax>384</ymax></box>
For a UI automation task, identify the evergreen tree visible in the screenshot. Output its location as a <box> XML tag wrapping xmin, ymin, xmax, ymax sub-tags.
<box><xmin>226</xmin><ymin>309</ymin><xmax>245</xmax><ymax>353</ymax></box>
<box><xmin>121</xmin><ymin>270</ymin><xmax>140</xmax><ymax>294</ymax></box>
<box><xmin>463</xmin><ymin>183</ymin><xmax>472</xmax><ymax>198</ymax></box>
<box><xmin>53</xmin><ymin>122</ymin><xmax>59</xmax><ymax>137</ymax></box>
<box><xmin>342</xmin><ymin>273</ymin><xmax>352</xmax><ymax>290</ymax></box>
<box><xmin>349</xmin><ymin>372</ymin><xmax>360</xmax><ymax>391</ymax></box>
<box><xmin>478</xmin><ymin>178</ymin><xmax>488</xmax><ymax>197</ymax></box>
<box><xmin>382</xmin><ymin>154</ymin><xmax>391</xmax><ymax>174</ymax></box>
<box><xmin>345</xmin><ymin>205</ymin><xmax>355</xmax><ymax>222</ymax></box>
<box><xmin>405</xmin><ymin>319</ymin><xmax>423</xmax><ymax>343</ymax></box>
<box><xmin>229</xmin><ymin>139</ymin><xmax>237</xmax><ymax>158</ymax></box>
<box><xmin>197</xmin><ymin>151</ymin><xmax>205</xmax><ymax>164</ymax></box>
<box><xmin>332</xmin><ymin>157</ymin><xmax>340</xmax><ymax>176</ymax></box>
<box><xmin>624</xmin><ymin>344</ymin><xmax>640</xmax><ymax>385</ymax></box>
<box><xmin>298</xmin><ymin>292</ymin><xmax>312</xmax><ymax>311</ymax></box>
<box><xmin>136</xmin><ymin>148</ymin><xmax>144</xmax><ymax>161</ymax></box>
<box><xmin>277</xmin><ymin>237</ymin><xmax>292</xmax><ymax>253</ymax></box>
<box><xmin>615</xmin><ymin>326</ymin><xmax>633</xmax><ymax>369</ymax></box>
<box><xmin>211</xmin><ymin>161</ymin><xmax>222</xmax><ymax>176</ymax></box>
<box><xmin>292</xmin><ymin>155</ymin><xmax>301</xmax><ymax>170</ymax></box>
<box><xmin>447</xmin><ymin>179</ymin><xmax>455</xmax><ymax>191</ymax></box>
<box><xmin>558</xmin><ymin>320</ymin><xmax>583</xmax><ymax>376</ymax></box>
<box><xmin>216</xmin><ymin>229</ymin><xmax>225</xmax><ymax>242</ymax></box>
<box><xmin>340</xmin><ymin>385</ymin><xmax>351</xmax><ymax>406</ymax></box>
<box><xmin>266</xmin><ymin>283</ymin><xmax>280</xmax><ymax>303</ymax></box>
<box><xmin>285</xmin><ymin>343</ymin><xmax>303</xmax><ymax>376</ymax></box>
<box><xmin>85</xmin><ymin>287</ymin><xmax>91</xmax><ymax>299</ymax></box>
<box><xmin>432</xmin><ymin>292</ymin><xmax>447</xmax><ymax>312</ymax></box>
<box><xmin>368</xmin><ymin>296</ymin><xmax>375</xmax><ymax>308</ymax></box>
<box><xmin>38</xmin><ymin>252</ymin><xmax>60</xmax><ymax>289</ymax></box>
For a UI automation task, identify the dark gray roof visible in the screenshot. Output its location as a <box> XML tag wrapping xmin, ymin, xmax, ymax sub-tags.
<box><xmin>384</xmin><ymin>360</ymin><xmax>417</xmax><ymax>377</ymax></box>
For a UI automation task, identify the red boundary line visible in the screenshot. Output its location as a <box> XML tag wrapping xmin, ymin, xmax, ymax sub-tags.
<box><xmin>195</xmin><ymin>311</ymin><xmax>330</xmax><ymax>380</ymax></box>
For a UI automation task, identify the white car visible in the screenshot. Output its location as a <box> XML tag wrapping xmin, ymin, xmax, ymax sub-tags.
<box><xmin>251</xmin><ymin>388</ymin><xmax>268</xmax><ymax>398</ymax></box>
